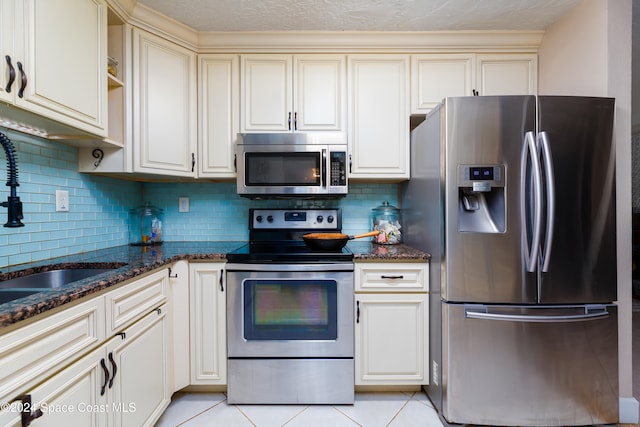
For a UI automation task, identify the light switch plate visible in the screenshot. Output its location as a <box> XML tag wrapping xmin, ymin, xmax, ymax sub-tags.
<box><xmin>179</xmin><ymin>197</ymin><xmax>189</xmax><ymax>213</ymax></box>
<box><xmin>56</xmin><ymin>190</ymin><xmax>69</xmax><ymax>212</ymax></box>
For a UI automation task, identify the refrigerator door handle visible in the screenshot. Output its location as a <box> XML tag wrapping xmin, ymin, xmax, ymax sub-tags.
<box><xmin>538</xmin><ymin>131</ymin><xmax>556</xmax><ymax>272</ymax></box>
<box><xmin>464</xmin><ymin>305</ymin><xmax>610</xmax><ymax>323</ymax></box>
<box><xmin>521</xmin><ymin>131</ymin><xmax>543</xmax><ymax>272</ymax></box>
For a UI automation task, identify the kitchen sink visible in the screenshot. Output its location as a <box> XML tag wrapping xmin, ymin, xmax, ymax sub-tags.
<box><xmin>0</xmin><ymin>289</ymin><xmax>41</xmax><ymax>305</ymax></box>
<box><xmin>0</xmin><ymin>267</ymin><xmax>119</xmax><ymax>305</ymax></box>
<box><xmin>0</xmin><ymin>268</ymin><xmax>114</xmax><ymax>290</ymax></box>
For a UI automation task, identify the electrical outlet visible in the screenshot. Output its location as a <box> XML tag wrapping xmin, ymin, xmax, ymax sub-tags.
<box><xmin>56</xmin><ymin>190</ymin><xmax>69</xmax><ymax>212</ymax></box>
<box><xmin>179</xmin><ymin>197</ymin><xmax>189</xmax><ymax>213</ymax></box>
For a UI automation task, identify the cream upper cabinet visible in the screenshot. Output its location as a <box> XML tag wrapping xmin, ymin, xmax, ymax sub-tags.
<box><xmin>411</xmin><ymin>54</ymin><xmax>474</xmax><ymax>114</ymax></box>
<box><xmin>0</xmin><ymin>0</ymin><xmax>107</xmax><ymax>137</ymax></box>
<box><xmin>354</xmin><ymin>262</ymin><xmax>429</xmax><ymax>386</ymax></box>
<box><xmin>348</xmin><ymin>55</ymin><xmax>410</xmax><ymax>180</ymax></box>
<box><xmin>411</xmin><ymin>53</ymin><xmax>537</xmax><ymax>113</ymax></box>
<box><xmin>198</xmin><ymin>54</ymin><xmax>239</xmax><ymax>178</ymax></box>
<box><xmin>241</xmin><ymin>54</ymin><xmax>345</xmax><ymax>132</ymax></box>
<box><xmin>133</xmin><ymin>28</ymin><xmax>197</xmax><ymax>177</ymax></box>
<box><xmin>0</xmin><ymin>0</ymin><xmax>14</xmax><ymax>105</ymax></box>
<box><xmin>475</xmin><ymin>53</ymin><xmax>538</xmax><ymax>96</ymax></box>
<box><xmin>189</xmin><ymin>263</ymin><xmax>227</xmax><ymax>385</ymax></box>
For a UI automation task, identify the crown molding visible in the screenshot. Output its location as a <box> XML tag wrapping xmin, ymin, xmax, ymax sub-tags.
<box><xmin>105</xmin><ymin>0</ymin><xmax>544</xmax><ymax>53</ymax></box>
<box><xmin>196</xmin><ymin>30</ymin><xmax>543</xmax><ymax>53</ymax></box>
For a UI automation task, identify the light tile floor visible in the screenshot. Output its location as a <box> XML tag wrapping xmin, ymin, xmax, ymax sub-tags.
<box><xmin>154</xmin><ymin>391</ymin><xmax>445</xmax><ymax>427</ymax></box>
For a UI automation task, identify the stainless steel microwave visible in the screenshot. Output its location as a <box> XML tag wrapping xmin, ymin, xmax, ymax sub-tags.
<box><xmin>236</xmin><ymin>133</ymin><xmax>348</xmax><ymax>198</ymax></box>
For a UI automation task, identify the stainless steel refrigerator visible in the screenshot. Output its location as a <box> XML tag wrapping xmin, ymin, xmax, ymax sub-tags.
<box><xmin>402</xmin><ymin>96</ymin><xmax>618</xmax><ymax>426</ymax></box>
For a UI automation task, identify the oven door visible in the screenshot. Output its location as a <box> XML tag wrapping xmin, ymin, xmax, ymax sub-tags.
<box><xmin>236</xmin><ymin>143</ymin><xmax>348</xmax><ymax>197</ymax></box>
<box><xmin>226</xmin><ymin>264</ymin><xmax>354</xmax><ymax>358</ymax></box>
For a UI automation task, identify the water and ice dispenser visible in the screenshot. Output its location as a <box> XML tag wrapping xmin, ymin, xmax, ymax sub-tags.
<box><xmin>457</xmin><ymin>165</ymin><xmax>506</xmax><ymax>233</ymax></box>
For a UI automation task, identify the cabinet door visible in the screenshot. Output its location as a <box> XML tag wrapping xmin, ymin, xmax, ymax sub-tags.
<box><xmin>133</xmin><ymin>28</ymin><xmax>197</xmax><ymax>176</ymax></box>
<box><xmin>198</xmin><ymin>54</ymin><xmax>239</xmax><ymax>178</ymax></box>
<box><xmin>109</xmin><ymin>305</ymin><xmax>170</xmax><ymax>427</ymax></box>
<box><xmin>0</xmin><ymin>297</ymin><xmax>105</xmax><ymax>404</ymax></box>
<box><xmin>0</xmin><ymin>346</ymin><xmax>109</xmax><ymax>427</ymax></box>
<box><xmin>0</xmin><ymin>0</ymin><xmax>14</xmax><ymax>104</ymax></box>
<box><xmin>16</xmin><ymin>0</ymin><xmax>107</xmax><ymax>136</ymax></box>
<box><xmin>475</xmin><ymin>53</ymin><xmax>537</xmax><ymax>96</ymax></box>
<box><xmin>355</xmin><ymin>293</ymin><xmax>428</xmax><ymax>385</ymax></box>
<box><xmin>241</xmin><ymin>54</ymin><xmax>292</xmax><ymax>132</ymax></box>
<box><xmin>294</xmin><ymin>55</ymin><xmax>345</xmax><ymax>131</ymax></box>
<box><xmin>348</xmin><ymin>55</ymin><xmax>410</xmax><ymax>180</ymax></box>
<box><xmin>189</xmin><ymin>263</ymin><xmax>227</xmax><ymax>385</ymax></box>
<box><xmin>411</xmin><ymin>54</ymin><xmax>473</xmax><ymax>113</ymax></box>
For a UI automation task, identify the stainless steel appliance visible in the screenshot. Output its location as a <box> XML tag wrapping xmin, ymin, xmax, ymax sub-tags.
<box><xmin>236</xmin><ymin>133</ymin><xmax>348</xmax><ymax>198</ymax></box>
<box><xmin>402</xmin><ymin>96</ymin><xmax>618</xmax><ymax>426</ymax></box>
<box><xmin>226</xmin><ymin>208</ymin><xmax>354</xmax><ymax>404</ymax></box>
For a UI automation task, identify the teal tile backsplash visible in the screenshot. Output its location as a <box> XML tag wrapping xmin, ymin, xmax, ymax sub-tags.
<box><xmin>0</xmin><ymin>128</ymin><xmax>141</xmax><ymax>269</ymax></box>
<box><xmin>143</xmin><ymin>182</ymin><xmax>399</xmax><ymax>241</ymax></box>
<box><xmin>0</xmin><ymin>127</ymin><xmax>400</xmax><ymax>269</ymax></box>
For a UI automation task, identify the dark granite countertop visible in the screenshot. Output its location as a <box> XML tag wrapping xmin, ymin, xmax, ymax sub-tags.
<box><xmin>0</xmin><ymin>241</ymin><xmax>430</xmax><ymax>329</ymax></box>
<box><xmin>347</xmin><ymin>241</ymin><xmax>431</xmax><ymax>261</ymax></box>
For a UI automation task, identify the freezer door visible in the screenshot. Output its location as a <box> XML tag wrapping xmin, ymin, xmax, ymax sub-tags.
<box><xmin>537</xmin><ymin>96</ymin><xmax>616</xmax><ymax>303</ymax></box>
<box><xmin>444</xmin><ymin>96</ymin><xmax>537</xmax><ymax>303</ymax></box>
<box><xmin>441</xmin><ymin>303</ymin><xmax>618</xmax><ymax>426</ymax></box>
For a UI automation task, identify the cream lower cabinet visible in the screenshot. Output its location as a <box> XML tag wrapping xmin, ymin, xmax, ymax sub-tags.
<box><xmin>0</xmin><ymin>268</ymin><xmax>171</xmax><ymax>427</ymax></box>
<box><xmin>107</xmin><ymin>304</ymin><xmax>170</xmax><ymax>427</ymax></box>
<box><xmin>348</xmin><ymin>55</ymin><xmax>410</xmax><ymax>180</ymax></box>
<box><xmin>354</xmin><ymin>262</ymin><xmax>429</xmax><ymax>386</ymax></box>
<box><xmin>2</xmin><ymin>306</ymin><xmax>169</xmax><ymax>427</ymax></box>
<box><xmin>189</xmin><ymin>263</ymin><xmax>227</xmax><ymax>385</ymax></box>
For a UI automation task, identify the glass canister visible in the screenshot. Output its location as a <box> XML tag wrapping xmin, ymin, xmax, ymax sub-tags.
<box><xmin>372</xmin><ymin>201</ymin><xmax>402</xmax><ymax>244</ymax></box>
<box><xmin>129</xmin><ymin>202</ymin><xmax>164</xmax><ymax>246</ymax></box>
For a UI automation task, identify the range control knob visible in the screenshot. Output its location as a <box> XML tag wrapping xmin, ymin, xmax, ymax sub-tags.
<box><xmin>316</xmin><ymin>215</ymin><xmax>324</xmax><ymax>223</ymax></box>
<box><xmin>256</xmin><ymin>215</ymin><xmax>263</xmax><ymax>223</ymax></box>
<box><xmin>327</xmin><ymin>215</ymin><xmax>334</xmax><ymax>224</ymax></box>
<box><xmin>267</xmin><ymin>215</ymin><xmax>274</xmax><ymax>223</ymax></box>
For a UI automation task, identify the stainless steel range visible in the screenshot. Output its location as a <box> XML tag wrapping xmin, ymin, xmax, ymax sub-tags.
<box><xmin>226</xmin><ymin>208</ymin><xmax>354</xmax><ymax>404</ymax></box>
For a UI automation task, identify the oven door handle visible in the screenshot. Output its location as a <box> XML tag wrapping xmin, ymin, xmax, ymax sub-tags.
<box><xmin>321</xmin><ymin>149</ymin><xmax>327</xmax><ymax>188</ymax></box>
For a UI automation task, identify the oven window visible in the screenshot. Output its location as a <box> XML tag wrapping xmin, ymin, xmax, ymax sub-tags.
<box><xmin>245</xmin><ymin>153</ymin><xmax>321</xmax><ymax>186</ymax></box>
<box><xmin>243</xmin><ymin>279</ymin><xmax>337</xmax><ymax>340</ymax></box>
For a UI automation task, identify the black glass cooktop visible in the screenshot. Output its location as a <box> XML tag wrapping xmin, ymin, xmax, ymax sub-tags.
<box><xmin>226</xmin><ymin>242</ymin><xmax>353</xmax><ymax>263</ymax></box>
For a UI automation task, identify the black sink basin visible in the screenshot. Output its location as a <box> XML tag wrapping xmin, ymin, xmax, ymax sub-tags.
<box><xmin>0</xmin><ymin>268</ymin><xmax>114</xmax><ymax>290</ymax></box>
<box><xmin>0</xmin><ymin>289</ymin><xmax>41</xmax><ymax>305</ymax></box>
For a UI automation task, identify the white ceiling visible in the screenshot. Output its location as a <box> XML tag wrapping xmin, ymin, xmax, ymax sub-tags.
<box><xmin>136</xmin><ymin>0</ymin><xmax>581</xmax><ymax>32</ymax></box>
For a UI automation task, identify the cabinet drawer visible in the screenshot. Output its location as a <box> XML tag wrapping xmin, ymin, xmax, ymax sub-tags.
<box><xmin>0</xmin><ymin>297</ymin><xmax>105</xmax><ymax>403</ymax></box>
<box><xmin>355</xmin><ymin>262</ymin><xmax>428</xmax><ymax>292</ymax></box>
<box><xmin>105</xmin><ymin>269</ymin><xmax>168</xmax><ymax>335</ymax></box>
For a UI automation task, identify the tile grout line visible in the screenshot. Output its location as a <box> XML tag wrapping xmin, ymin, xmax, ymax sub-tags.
<box><xmin>175</xmin><ymin>399</ymin><xmax>227</xmax><ymax>426</ymax></box>
<box><xmin>385</xmin><ymin>391</ymin><xmax>415</xmax><ymax>427</ymax></box>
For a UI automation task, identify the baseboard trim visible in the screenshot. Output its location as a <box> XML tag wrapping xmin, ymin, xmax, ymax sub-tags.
<box><xmin>619</xmin><ymin>397</ymin><xmax>639</xmax><ymax>424</ymax></box>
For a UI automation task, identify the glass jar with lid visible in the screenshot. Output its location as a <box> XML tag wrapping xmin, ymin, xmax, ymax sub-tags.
<box><xmin>129</xmin><ymin>202</ymin><xmax>164</xmax><ymax>245</ymax></box>
<box><xmin>372</xmin><ymin>201</ymin><xmax>402</xmax><ymax>244</ymax></box>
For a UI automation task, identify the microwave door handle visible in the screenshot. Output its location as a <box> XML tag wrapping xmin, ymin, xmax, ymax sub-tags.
<box><xmin>321</xmin><ymin>149</ymin><xmax>327</xmax><ymax>188</ymax></box>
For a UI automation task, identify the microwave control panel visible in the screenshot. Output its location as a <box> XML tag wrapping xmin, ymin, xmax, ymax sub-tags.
<box><xmin>330</xmin><ymin>152</ymin><xmax>347</xmax><ymax>186</ymax></box>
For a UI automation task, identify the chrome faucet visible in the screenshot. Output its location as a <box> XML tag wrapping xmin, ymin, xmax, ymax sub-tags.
<box><xmin>0</xmin><ymin>131</ymin><xmax>24</xmax><ymax>227</ymax></box>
